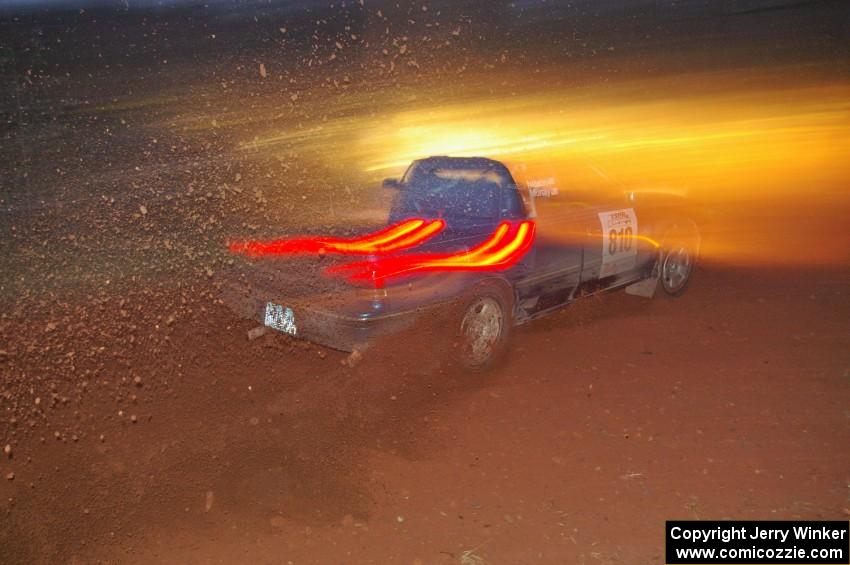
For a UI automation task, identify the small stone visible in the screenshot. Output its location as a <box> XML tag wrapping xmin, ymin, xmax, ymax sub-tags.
<box><xmin>3</xmin><ymin>444</ymin><xmax>10</xmax><ymax>458</ymax></box>
<box><xmin>139</xmin><ymin>205</ymin><xmax>148</xmax><ymax>216</ymax></box>
<box><xmin>396</xmin><ymin>515</ymin><xmax>404</xmax><ymax>523</ymax></box>
<box><xmin>133</xmin><ymin>376</ymin><xmax>143</xmax><ymax>387</ymax></box>
<box><xmin>345</xmin><ymin>350</ymin><xmax>363</xmax><ymax>368</ymax></box>
<box><xmin>130</xmin><ymin>414</ymin><xmax>138</xmax><ymax>423</ymax></box>
<box><xmin>5</xmin><ymin>472</ymin><xmax>13</xmax><ymax>481</ymax></box>
<box><xmin>247</xmin><ymin>326</ymin><xmax>267</xmax><ymax>341</ymax></box>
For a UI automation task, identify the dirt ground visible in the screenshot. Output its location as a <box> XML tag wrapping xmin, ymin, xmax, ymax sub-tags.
<box><xmin>1</xmin><ymin>261</ymin><xmax>848</xmax><ymax>564</ymax></box>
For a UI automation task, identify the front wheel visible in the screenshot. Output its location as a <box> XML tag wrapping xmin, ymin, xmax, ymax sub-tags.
<box><xmin>659</xmin><ymin>221</ymin><xmax>700</xmax><ymax>297</ymax></box>
<box><xmin>453</xmin><ymin>282</ymin><xmax>513</xmax><ymax>371</ymax></box>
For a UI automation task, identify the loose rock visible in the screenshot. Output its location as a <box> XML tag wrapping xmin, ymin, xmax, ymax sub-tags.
<box><xmin>247</xmin><ymin>326</ymin><xmax>267</xmax><ymax>341</ymax></box>
<box><xmin>344</xmin><ymin>349</ymin><xmax>363</xmax><ymax>368</ymax></box>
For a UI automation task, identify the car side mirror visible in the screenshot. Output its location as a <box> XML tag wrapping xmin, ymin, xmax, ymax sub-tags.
<box><xmin>382</xmin><ymin>178</ymin><xmax>401</xmax><ymax>190</ymax></box>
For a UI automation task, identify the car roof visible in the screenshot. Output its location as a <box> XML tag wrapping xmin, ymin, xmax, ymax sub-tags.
<box><xmin>415</xmin><ymin>156</ymin><xmax>506</xmax><ymax>169</ymax></box>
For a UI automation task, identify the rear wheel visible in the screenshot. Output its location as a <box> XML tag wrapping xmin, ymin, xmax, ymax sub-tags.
<box><xmin>453</xmin><ymin>282</ymin><xmax>513</xmax><ymax>371</ymax></box>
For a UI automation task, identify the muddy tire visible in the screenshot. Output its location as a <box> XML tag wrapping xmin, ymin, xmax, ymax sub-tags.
<box><xmin>451</xmin><ymin>281</ymin><xmax>514</xmax><ymax>372</ymax></box>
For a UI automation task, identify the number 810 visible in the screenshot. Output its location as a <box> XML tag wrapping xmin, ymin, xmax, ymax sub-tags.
<box><xmin>609</xmin><ymin>227</ymin><xmax>633</xmax><ymax>254</ymax></box>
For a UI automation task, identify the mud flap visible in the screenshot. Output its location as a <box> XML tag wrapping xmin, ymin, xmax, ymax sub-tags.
<box><xmin>625</xmin><ymin>276</ymin><xmax>659</xmax><ymax>298</ymax></box>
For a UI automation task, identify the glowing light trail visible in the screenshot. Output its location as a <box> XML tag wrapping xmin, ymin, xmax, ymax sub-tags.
<box><xmin>228</xmin><ymin>218</ymin><xmax>445</xmax><ymax>257</ymax></box>
<box><xmin>326</xmin><ymin>221</ymin><xmax>536</xmax><ymax>284</ymax></box>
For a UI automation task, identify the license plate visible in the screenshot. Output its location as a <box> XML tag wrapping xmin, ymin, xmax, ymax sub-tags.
<box><xmin>264</xmin><ymin>301</ymin><xmax>297</xmax><ymax>336</ymax></box>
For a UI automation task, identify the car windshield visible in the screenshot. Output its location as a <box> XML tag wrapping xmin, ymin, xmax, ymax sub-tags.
<box><xmin>392</xmin><ymin>162</ymin><xmax>512</xmax><ymax>220</ymax></box>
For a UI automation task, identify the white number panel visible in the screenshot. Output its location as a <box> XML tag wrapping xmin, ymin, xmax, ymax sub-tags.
<box><xmin>598</xmin><ymin>208</ymin><xmax>639</xmax><ymax>278</ymax></box>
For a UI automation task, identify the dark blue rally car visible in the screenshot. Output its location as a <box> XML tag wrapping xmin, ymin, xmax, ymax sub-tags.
<box><xmin>222</xmin><ymin>156</ymin><xmax>701</xmax><ymax>370</ymax></box>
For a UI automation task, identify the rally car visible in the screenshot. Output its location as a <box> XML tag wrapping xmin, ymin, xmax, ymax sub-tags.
<box><xmin>222</xmin><ymin>156</ymin><xmax>701</xmax><ymax>370</ymax></box>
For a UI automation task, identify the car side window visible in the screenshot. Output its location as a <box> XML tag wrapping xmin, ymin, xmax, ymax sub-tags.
<box><xmin>500</xmin><ymin>183</ymin><xmax>526</xmax><ymax>219</ymax></box>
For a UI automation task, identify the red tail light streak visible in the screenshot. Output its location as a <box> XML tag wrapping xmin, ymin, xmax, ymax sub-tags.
<box><xmin>228</xmin><ymin>218</ymin><xmax>445</xmax><ymax>257</ymax></box>
<box><xmin>326</xmin><ymin>220</ymin><xmax>536</xmax><ymax>284</ymax></box>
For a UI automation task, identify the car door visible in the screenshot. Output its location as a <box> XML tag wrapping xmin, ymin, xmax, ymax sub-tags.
<box><xmin>513</xmin><ymin>191</ymin><xmax>590</xmax><ymax>313</ymax></box>
<box><xmin>582</xmin><ymin>199</ymin><xmax>656</xmax><ymax>290</ymax></box>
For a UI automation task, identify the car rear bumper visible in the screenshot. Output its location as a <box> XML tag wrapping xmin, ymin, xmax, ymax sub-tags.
<box><xmin>220</xmin><ymin>279</ymin><xmax>437</xmax><ymax>352</ymax></box>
